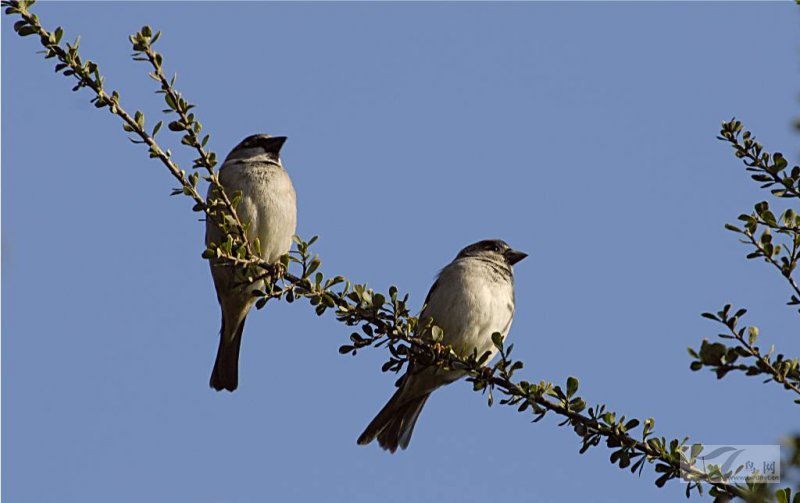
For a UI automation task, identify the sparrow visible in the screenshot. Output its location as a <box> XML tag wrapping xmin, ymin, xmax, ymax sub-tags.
<box><xmin>357</xmin><ymin>239</ymin><xmax>527</xmax><ymax>452</ymax></box>
<box><xmin>206</xmin><ymin>134</ymin><xmax>297</xmax><ymax>392</ymax></box>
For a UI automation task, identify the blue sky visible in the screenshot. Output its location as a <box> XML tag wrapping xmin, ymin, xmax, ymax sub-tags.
<box><xmin>3</xmin><ymin>2</ymin><xmax>799</xmax><ymax>502</ymax></box>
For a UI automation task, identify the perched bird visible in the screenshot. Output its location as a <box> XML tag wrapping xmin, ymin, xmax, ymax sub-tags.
<box><xmin>206</xmin><ymin>134</ymin><xmax>297</xmax><ymax>392</ymax></box>
<box><xmin>357</xmin><ymin>239</ymin><xmax>527</xmax><ymax>452</ymax></box>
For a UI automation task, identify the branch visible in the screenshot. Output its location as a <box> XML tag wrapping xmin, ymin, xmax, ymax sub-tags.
<box><xmin>129</xmin><ymin>28</ymin><xmax>256</xmax><ymax>260</ymax></box>
<box><xmin>690</xmin><ymin>305</ymin><xmax>800</xmax><ymax>403</ymax></box>
<box><xmin>726</xmin><ymin>203</ymin><xmax>800</xmax><ymax>307</ymax></box>
<box><xmin>719</xmin><ymin>119</ymin><xmax>800</xmax><ymax>200</ymax></box>
<box><xmin>4</xmin><ymin>1</ymin><xmax>258</xmax><ymax>278</ymax></box>
<box><xmin>718</xmin><ymin>119</ymin><xmax>800</xmax><ymax>308</ymax></box>
<box><xmin>691</xmin><ymin>119</ymin><xmax>800</xmax><ymax>408</ymax></box>
<box><xmin>251</xmin><ymin>238</ymin><xmax>758</xmax><ymax>501</ymax></box>
<box><xmin>5</xmin><ymin>2</ymin><xmax>207</xmax><ymax>216</ymax></box>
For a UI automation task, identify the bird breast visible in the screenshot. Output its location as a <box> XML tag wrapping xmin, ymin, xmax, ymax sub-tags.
<box><xmin>210</xmin><ymin>162</ymin><xmax>297</xmax><ymax>264</ymax></box>
<box><xmin>422</xmin><ymin>259</ymin><xmax>515</xmax><ymax>360</ymax></box>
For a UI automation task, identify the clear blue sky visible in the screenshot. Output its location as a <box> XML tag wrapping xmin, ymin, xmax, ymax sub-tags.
<box><xmin>3</xmin><ymin>2</ymin><xmax>799</xmax><ymax>502</ymax></box>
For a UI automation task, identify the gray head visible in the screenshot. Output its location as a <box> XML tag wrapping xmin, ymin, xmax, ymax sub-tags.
<box><xmin>456</xmin><ymin>239</ymin><xmax>527</xmax><ymax>266</ymax></box>
<box><xmin>225</xmin><ymin>134</ymin><xmax>287</xmax><ymax>164</ymax></box>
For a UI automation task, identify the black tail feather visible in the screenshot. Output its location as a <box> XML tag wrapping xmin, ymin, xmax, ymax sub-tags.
<box><xmin>209</xmin><ymin>317</ymin><xmax>246</xmax><ymax>392</ymax></box>
<box><xmin>357</xmin><ymin>389</ymin><xmax>430</xmax><ymax>453</ymax></box>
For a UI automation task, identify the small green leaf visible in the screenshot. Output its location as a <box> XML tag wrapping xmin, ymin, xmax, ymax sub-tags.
<box><xmin>306</xmin><ymin>258</ymin><xmax>320</xmax><ymax>276</ymax></box>
<box><xmin>654</xmin><ymin>473</ymin><xmax>670</xmax><ymax>488</ymax></box>
<box><xmin>230</xmin><ymin>190</ymin><xmax>242</xmax><ymax>209</ymax></box>
<box><xmin>165</xmin><ymin>93</ymin><xmax>177</xmax><ymax>110</ymax></box>
<box><xmin>747</xmin><ymin>326</ymin><xmax>759</xmax><ymax>345</ymax></box>
<box><xmin>699</xmin><ymin>340</ymin><xmax>726</xmax><ymax>365</ymax></box>
<box><xmin>643</xmin><ymin>418</ymin><xmax>655</xmax><ymax>436</ymax></box>
<box><xmin>773</xmin><ymin>153</ymin><xmax>788</xmax><ymax>171</ymax></box>
<box><xmin>491</xmin><ymin>332</ymin><xmax>504</xmax><ymax>350</ymax></box>
<box><xmin>134</xmin><ymin>110</ymin><xmax>144</xmax><ymax>128</ymax></box>
<box><xmin>17</xmin><ymin>25</ymin><xmax>37</xmax><ymax>37</ymax></box>
<box><xmin>566</xmin><ymin>376</ymin><xmax>579</xmax><ymax>398</ymax></box>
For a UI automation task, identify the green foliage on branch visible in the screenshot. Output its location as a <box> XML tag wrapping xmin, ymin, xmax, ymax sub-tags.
<box><xmin>688</xmin><ymin>121</ymin><xmax>800</xmax><ymax>408</ymax></box>
<box><xmin>690</xmin><ymin>305</ymin><xmax>800</xmax><ymax>400</ymax></box>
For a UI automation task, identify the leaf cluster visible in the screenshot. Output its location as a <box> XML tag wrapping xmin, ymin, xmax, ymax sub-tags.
<box><xmin>687</xmin><ymin>122</ymin><xmax>800</xmax><ymax>410</ymax></box>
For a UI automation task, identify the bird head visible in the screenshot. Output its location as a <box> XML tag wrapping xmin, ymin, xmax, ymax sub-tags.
<box><xmin>456</xmin><ymin>239</ymin><xmax>528</xmax><ymax>266</ymax></box>
<box><xmin>225</xmin><ymin>134</ymin><xmax>287</xmax><ymax>164</ymax></box>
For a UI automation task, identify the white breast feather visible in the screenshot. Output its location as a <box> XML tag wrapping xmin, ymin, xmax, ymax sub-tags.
<box><xmin>422</xmin><ymin>259</ymin><xmax>514</xmax><ymax>361</ymax></box>
<box><xmin>207</xmin><ymin>162</ymin><xmax>297</xmax><ymax>264</ymax></box>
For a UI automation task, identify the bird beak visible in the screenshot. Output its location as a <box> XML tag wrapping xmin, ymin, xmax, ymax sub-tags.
<box><xmin>504</xmin><ymin>249</ymin><xmax>528</xmax><ymax>265</ymax></box>
<box><xmin>259</xmin><ymin>136</ymin><xmax>287</xmax><ymax>153</ymax></box>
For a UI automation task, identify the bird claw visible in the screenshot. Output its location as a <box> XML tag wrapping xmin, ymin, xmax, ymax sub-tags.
<box><xmin>431</xmin><ymin>342</ymin><xmax>448</xmax><ymax>360</ymax></box>
<box><xmin>269</xmin><ymin>261</ymin><xmax>286</xmax><ymax>280</ymax></box>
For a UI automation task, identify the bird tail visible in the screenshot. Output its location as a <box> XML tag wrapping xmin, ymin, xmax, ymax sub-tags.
<box><xmin>357</xmin><ymin>387</ymin><xmax>430</xmax><ymax>453</ymax></box>
<box><xmin>209</xmin><ymin>316</ymin><xmax>247</xmax><ymax>392</ymax></box>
